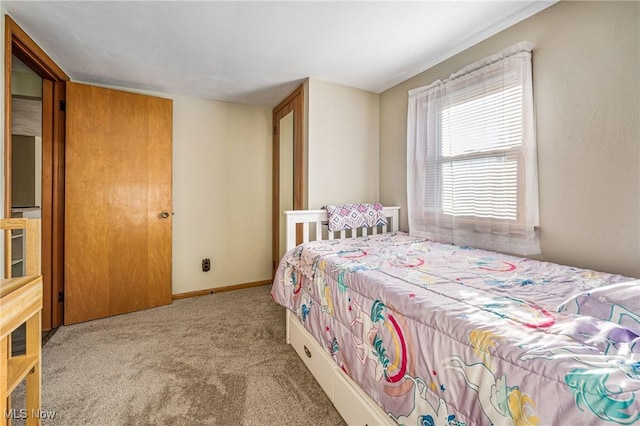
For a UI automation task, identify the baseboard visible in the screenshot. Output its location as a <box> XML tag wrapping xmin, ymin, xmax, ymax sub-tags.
<box><xmin>212</xmin><ymin>279</ymin><xmax>272</xmax><ymax>293</ymax></box>
<box><xmin>172</xmin><ymin>279</ymin><xmax>272</xmax><ymax>300</ymax></box>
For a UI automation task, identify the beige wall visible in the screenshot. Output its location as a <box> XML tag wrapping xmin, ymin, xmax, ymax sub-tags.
<box><xmin>172</xmin><ymin>96</ymin><xmax>272</xmax><ymax>294</ymax></box>
<box><xmin>380</xmin><ymin>1</ymin><xmax>640</xmax><ymax>278</ymax></box>
<box><xmin>307</xmin><ymin>78</ymin><xmax>380</xmax><ymax>209</ymax></box>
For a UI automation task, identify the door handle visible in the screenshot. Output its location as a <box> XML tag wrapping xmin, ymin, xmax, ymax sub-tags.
<box><xmin>160</xmin><ymin>211</ymin><xmax>170</xmax><ymax>219</ymax></box>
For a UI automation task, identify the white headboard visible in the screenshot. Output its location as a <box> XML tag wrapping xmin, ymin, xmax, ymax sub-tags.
<box><xmin>284</xmin><ymin>207</ymin><xmax>400</xmax><ymax>251</ymax></box>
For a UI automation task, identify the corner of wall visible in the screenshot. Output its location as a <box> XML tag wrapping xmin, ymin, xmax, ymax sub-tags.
<box><xmin>303</xmin><ymin>78</ymin><xmax>309</xmax><ymax>209</ymax></box>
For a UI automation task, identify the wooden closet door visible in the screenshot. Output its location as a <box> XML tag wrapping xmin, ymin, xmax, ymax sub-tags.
<box><xmin>64</xmin><ymin>83</ymin><xmax>172</xmax><ymax>324</ymax></box>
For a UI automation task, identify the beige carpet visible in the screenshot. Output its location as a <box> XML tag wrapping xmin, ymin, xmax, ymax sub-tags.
<box><xmin>11</xmin><ymin>285</ymin><xmax>345</xmax><ymax>425</ymax></box>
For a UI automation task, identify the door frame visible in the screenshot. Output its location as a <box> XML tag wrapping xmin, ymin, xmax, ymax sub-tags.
<box><xmin>4</xmin><ymin>16</ymin><xmax>69</xmax><ymax>330</ymax></box>
<box><xmin>272</xmin><ymin>84</ymin><xmax>304</xmax><ymax>276</ymax></box>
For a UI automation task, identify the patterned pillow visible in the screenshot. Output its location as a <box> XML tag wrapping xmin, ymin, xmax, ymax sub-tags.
<box><xmin>325</xmin><ymin>203</ymin><xmax>387</xmax><ymax>232</ymax></box>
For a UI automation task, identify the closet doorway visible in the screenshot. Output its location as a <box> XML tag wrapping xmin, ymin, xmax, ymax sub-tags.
<box><xmin>4</xmin><ymin>16</ymin><xmax>69</xmax><ymax>331</ymax></box>
<box><xmin>272</xmin><ymin>85</ymin><xmax>304</xmax><ymax>275</ymax></box>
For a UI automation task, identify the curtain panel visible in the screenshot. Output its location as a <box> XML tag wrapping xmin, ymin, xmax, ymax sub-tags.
<box><xmin>407</xmin><ymin>42</ymin><xmax>540</xmax><ymax>256</ymax></box>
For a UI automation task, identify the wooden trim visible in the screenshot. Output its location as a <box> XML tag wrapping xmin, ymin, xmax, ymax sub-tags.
<box><xmin>4</xmin><ymin>16</ymin><xmax>68</xmax><ymax>330</ymax></box>
<box><xmin>0</xmin><ymin>217</ymin><xmax>27</xmax><ymax>229</ymax></box>
<box><xmin>211</xmin><ymin>280</ymin><xmax>271</xmax><ymax>294</ymax></box>
<box><xmin>51</xmin><ymin>81</ymin><xmax>65</xmax><ymax>327</ymax></box>
<box><xmin>292</xmin><ymin>89</ymin><xmax>304</xmax><ymax>212</ymax></box>
<box><xmin>272</xmin><ymin>84</ymin><xmax>304</xmax><ymax>278</ymax></box>
<box><xmin>171</xmin><ymin>288</ymin><xmax>216</xmax><ymax>300</ymax></box>
<box><xmin>273</xmin><ymin>84</ymin><xmax>304</xmax><ymax>116</ymax></box>
<box><xmin>24</xmin><ymin>218</ymin><xmax>40</xmax><ymax>276</ymax></box>
<box><xmin>5</xmin><ymin>16</ymin><xmax>69</xmax><ymax>82</ymax></box>
<box><xmin>171</xmin><ymin>280</ymin><xmax>272</xmax><ymax>300</ymax></box>
<box><xmin>40</xmin><ymin>79</ymin><xmax>54</xmax><ymax>330</ymax></box>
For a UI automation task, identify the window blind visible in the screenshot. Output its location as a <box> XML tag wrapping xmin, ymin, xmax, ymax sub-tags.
<box><xmin>407</xmin><ymin>42</ymin><xmax>540</xmax><ymax>255</ymax></box>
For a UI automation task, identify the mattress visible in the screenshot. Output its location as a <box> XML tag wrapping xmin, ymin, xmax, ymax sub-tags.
<box><xmin>271</xmin><ymin>232</ymin><xmax>640</xmax><ymax>425</ymax></box>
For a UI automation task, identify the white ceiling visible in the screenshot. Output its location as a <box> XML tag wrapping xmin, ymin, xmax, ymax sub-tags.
<box><xmin>3</xmin><ymin>1</ymin><xmax>554</xmax><ymax>107</ymax></box>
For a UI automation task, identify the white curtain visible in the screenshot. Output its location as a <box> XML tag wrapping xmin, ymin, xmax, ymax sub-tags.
<box><xmin>407</xmin><ymin>42</ymin><xmax>540</xmax><ymax>256</ymax></box>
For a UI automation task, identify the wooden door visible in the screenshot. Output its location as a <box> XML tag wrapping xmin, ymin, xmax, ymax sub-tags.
<box><xmin>64</xmin><ymin>83</ymin><xmax>172</xmax><ymax>324</ymax></box>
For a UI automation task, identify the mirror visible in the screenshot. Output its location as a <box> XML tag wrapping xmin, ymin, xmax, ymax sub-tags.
<box><xmin>272</xmin><ymin>85</ymin><xmax>304</xmax><ymax>275</ymax></box>
<box><xmin>279</xmin><ymin>111</ymin><xmax>294</xmax><ymax>260</ymax></box>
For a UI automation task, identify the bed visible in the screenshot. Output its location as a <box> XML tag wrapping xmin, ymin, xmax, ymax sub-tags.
<box><xmin>271</xmin><ymin>207</ymin><xmax>640</xmax><ymax>425</ymax></box>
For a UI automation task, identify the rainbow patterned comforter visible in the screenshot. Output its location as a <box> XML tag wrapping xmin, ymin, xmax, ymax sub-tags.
<box><xmin>271</xmin><ymin>232</ymin><xmax>640</xmax><ymax>426</ymax></box>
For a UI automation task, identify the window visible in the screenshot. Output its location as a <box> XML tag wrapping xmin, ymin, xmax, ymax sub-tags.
<box><xmin>407</xmin><ymin>42</ymin><xmax>540</xmax><ymax>255</ymax></box>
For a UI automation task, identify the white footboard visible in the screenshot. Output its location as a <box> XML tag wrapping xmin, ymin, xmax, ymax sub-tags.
<box><xmin>283</xmin><ymin>206</ymin><xmax>400</xmax><ymax>426</ymax></box>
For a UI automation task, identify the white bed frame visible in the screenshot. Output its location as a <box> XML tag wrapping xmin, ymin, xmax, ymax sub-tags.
<box><xmin>283</xmin><ymin>207</ymin><xmax>400</xmax><ymax>426</ymax></box>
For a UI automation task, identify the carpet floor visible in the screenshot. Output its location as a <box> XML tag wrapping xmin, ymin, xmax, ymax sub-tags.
<box><xmin>11</xmin><ymin>285</ymin><xmax>345</xmax><ymax>425</ymax></box>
